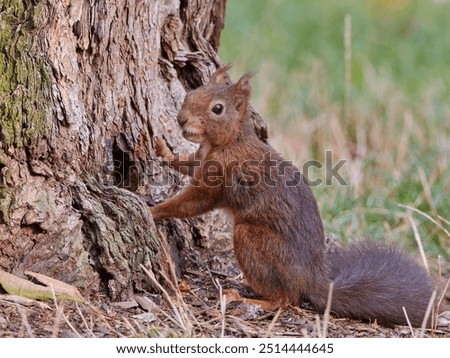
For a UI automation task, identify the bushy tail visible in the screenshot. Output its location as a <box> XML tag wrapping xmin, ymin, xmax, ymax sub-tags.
<box><xmin>319</xmin><ymin>242</ymin><xmax>434</xmax><ymax>327</ymax></box>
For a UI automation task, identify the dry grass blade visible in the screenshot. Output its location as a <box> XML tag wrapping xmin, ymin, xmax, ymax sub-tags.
<box><xmin>436</xmin><ymin>277</ymin><xmax>450</xmax><ymax>316</ymax></box>
<box><xmin>418</xmin><ymin>168</ymin><xmax>438</xmax><ymax>216</ymax></box>
<box><xmin>161</xmin><ymin>271</ymin><xmax>193</xmax><ymax>327</ymax></box>
<box><xmin>438</xmin><ymin>215</ymin><xmax>450</xmax><ymax>227</ymax></box>
<box><xmin>407</xmin><ymin>214</ymin><xmax>429</xmax><ymax>272</ymax></box>
<box><xmin>419</xmin><ymin>290</ymin><xmax>437</xmax><ymax>338</ymax></box>
<box><xmin>399</xmin><ymin>204</ymin><xmax>450</xmax><ymax>239</ymax></box>
<box><xmin>17</xmin><ymin>306</ymin><xmax>33</xmax><ymax>337</ymax></box>
<box><xmin>322</xmin><ymin>281</ymin><xmax>334</xmax><ymax>338</ymax></box>
<box><xmin>159</xmin><ymin>231</ymin><xmax>203</xmax><ymax>333</ymax></box>
<box><xmin>86</xmin><ymin>302</ymin><xmax>125</xmax><ymax>338</ymax></box>
<box><xmin>140</xmin><ymin>266</ymin><xmax>182</xmax><ymax>326</ymax></box>
<box><xmin>50</xmin><ymin>285</ymin><xmax>82</xmax><ymax>338</ymax></box>
<box><xmin>140</xmin><ymin>264</ymin><xmax>194</xmax><ymax>336</ymax></box>
<box><xmin>227</xmin><ymin>315</ymin><xmax>255</xmax><ymax>337</ymax></box>
<box><xmin>51</xmin><ymin>303</ymin><xmax>63</xmax><ymax>338</ymax></box>
<box><xmin>264</xmin><ymin>307</ymin><xmax>283</xmax><ymax>338</ymax></box>
<box><xmin>215</xmin><ymin>278</ymin><xmax>226</xmax><ymax>338</ymax></box>
<box><xmin>59</xmin><ymin>309</ymin><xmax>82</xmax><ymax>337</ymax></box>
<box><xmin>315</xmin><ymin>314</ymin><xmax>322</xmax><ymax>338</ymax></box>
<box><xmin>344</xmin><ymin>13</ymin><xmax>352</xmax><ymax>122</ymax></box>
<box><xmin>438</xmin><ymin>255</ymin><xmax>442</xmax><ymax>278</ymax></box>
<box><xmin>122</xmin><ymin>317</ymin><xmax>138</xmax><ymax>336</ymax></box>
<box><xmin>402</xmin><ymin>307</ymin><xmax>415</xmax><ymax>337</ymax></box>
<box><xmin>75</xmin><ymin>302</ymin><xmax>96</xmax><ymax>338</ymax></box>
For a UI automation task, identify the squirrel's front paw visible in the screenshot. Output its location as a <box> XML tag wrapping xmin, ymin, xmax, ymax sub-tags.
<box><xmin>154</xmin><ymin>136</ymin><xmax>174</xmax><ymax>161</ymax></box>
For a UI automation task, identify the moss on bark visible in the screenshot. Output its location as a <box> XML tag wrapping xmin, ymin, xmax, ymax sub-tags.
<box><xmin>0</xmin><ymin>0</ymin><xmax>51</xmax><ymax>148</ymax></box>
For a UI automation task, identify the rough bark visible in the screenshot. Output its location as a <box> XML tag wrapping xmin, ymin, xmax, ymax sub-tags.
<box><xmin>0</xmin><ymin>0</ymin><xmax>266</xmax><ymax>301</ymax></box>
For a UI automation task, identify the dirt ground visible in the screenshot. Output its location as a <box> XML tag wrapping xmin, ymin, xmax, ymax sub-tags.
<box><xmin>1</xmin><ymin>227</ymin><xmax>449</xmax><ymax>338</ymax></box>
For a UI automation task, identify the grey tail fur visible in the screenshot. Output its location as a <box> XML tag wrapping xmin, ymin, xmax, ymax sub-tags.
<box><xmin>319</xmin><ymin>241</ymin><xmax>434</xmax><ymax>327</ymax></box>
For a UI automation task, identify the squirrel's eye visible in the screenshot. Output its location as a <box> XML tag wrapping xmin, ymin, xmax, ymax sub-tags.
<box><xmin>211</xmin><ymin>103</ymin><xmax>224</xmax><ymax>115</ymax></box>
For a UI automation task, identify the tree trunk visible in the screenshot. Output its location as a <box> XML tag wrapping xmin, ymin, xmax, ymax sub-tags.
<box><xmin>0</xmin><ymin>0</ymin><xmax>234</xmax><ymax>301</ymax></box>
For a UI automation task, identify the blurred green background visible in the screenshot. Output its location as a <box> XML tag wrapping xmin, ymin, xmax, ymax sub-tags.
<box><xmin>219</xmin><ymin>0</ymin><xmax>450</xmax><ymax>264</ymax></box>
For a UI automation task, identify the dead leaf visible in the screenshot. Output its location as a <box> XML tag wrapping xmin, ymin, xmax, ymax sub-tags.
<box><xmin>179</xmin><ymin>279</ymin><xmax>191</xmax><ymax>292</ymax></box>
<box><xmin>134</xmin><ymin>295</ymin><xmax>156</xmax><ymax>312</ymax></box>
<box><xmin>132</xmin><ymin>312</ymin><xmax>156</xmax><ymax>323</ymax></box>
<box><xmin>437</xmin><ymin>311</ymin><xmax>450</xmax><ymax>327</ymax></box>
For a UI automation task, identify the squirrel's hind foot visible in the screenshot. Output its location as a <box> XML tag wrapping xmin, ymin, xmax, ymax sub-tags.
<box><xmin>223</xmin><ymin>288</ymin><xmax>286</xmax><ymax>311</ymax></box>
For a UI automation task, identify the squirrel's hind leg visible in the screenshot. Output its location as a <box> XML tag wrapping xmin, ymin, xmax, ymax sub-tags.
<box><xmin>232</xmin><ymin>223</ymin><xmax>305</xmax><ymax>307</ymax></box>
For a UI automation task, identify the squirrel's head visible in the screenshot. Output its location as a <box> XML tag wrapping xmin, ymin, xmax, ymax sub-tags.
<box><xmin>177</xmin><ymin>65</ymin><xmax>253</xmax><ymax>146</ymax></box>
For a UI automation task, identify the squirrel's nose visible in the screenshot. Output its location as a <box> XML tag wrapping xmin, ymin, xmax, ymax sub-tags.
<box><xmin>177</xmin><ymin>112</ymin><xmax>188</xmax><ymax>126</ymax></box>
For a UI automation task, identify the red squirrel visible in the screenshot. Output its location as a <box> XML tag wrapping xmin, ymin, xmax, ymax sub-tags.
<box><xmin>150</xmin><ymin>65</ymin><xmax>434</xmax><ymax>327</ymax></box>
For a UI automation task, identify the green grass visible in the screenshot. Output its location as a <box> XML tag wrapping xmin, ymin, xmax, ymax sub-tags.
<box><xmin>220</xmin><ymin>0</ymin><xmax>450</xmax><ymax>262</ymax></box>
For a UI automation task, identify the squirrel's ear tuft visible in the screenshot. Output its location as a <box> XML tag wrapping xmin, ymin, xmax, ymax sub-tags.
<box><xmin>232</xmin><ymin>72</ymin><xmax>253</xmax><ymax>106</ymax></box>
<box><xmin>209</xmin><ymin>64</ymin><xmax>233</xmax><ymax>85</ymax></box>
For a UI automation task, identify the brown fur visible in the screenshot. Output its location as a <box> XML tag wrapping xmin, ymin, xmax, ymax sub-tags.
<box><xmin>151</xmin><ymin>66</ymin><xmax>434</xmax><ymax>327</ymax></box>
